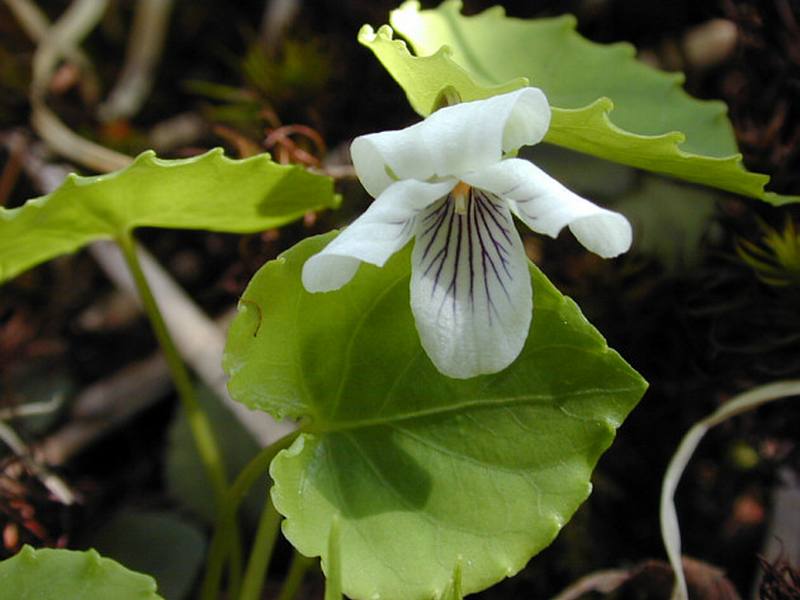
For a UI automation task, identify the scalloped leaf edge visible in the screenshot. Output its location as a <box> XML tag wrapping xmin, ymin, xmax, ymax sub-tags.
<box><xmin>360</xmin><ymin>2</ymin><xmax>798</xmax><ymax>206</ymax></box>
<box><xmin>1</xmin><ymin>148</ymin><xmax>340</xmax><ymax>224</ymax></box>
<box><xmin>0</xmin><ymin>148</ymin><xmax>341</xmax><ymax>284</ymax></box>
<box><xmin>0</xmin><ymin>545</ymin><xmax>163</xmax><ymax>599</ymax></box>
<box><xmin>237</xmin><ymin>235</ymin><xmax>646</xmax><ymax>600</ymax></box>
<box><xmin>357</xmin><ymin>23</ymin><xmax>526</xmax><ymax>114</ymax></box>
<box><xmin>547</xmin><ymin>98</ymin><xmax>773</xmax><ymax>198</ymax></box>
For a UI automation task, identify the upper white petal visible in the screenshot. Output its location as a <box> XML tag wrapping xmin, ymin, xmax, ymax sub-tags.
<box><xmin>463</xmin><ymin>158</ymin><xmax>632</xmax><ymax>258</ymax></box>
<box><xmin>350</xmin><ymin>87</ymin><xmax>551</xmax><ymax>197</ymax></box>
<box><xmin>302</xmin><ymin>179</ymin><xmax>455</xmax><ymax>292</ymax></box>
<box><xmin>410</xmin><ymin>189</ymin><xmax>532</xmax><ymax>379</ymax></box>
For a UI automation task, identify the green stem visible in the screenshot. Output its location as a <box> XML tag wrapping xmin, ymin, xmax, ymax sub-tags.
<box><xmin>202</xmin><ymin>429</ymin><xmax>300</xmax><ymax>600</ymax></box>
<box><xmin>237</xmin><ymin>499</ymin><xmax>282</xmax><ymax>600</ymax></box>
<box><xmin>228</xmin><ymin>534</ymin><xmax>244</xmax><ymax>599</ymax></box>
<box><xmin>324</xmin><ymin>515</ymin><xmax>342</xmax><ymax>600</ymax></box>
<box><xmin>275</xmin><ymin>550</ymin><xmax>314</xmax><ymax>600</ymax></box>
<box><xmin>118</xmin><ymin>233</ymin><xmax>241</xmax><ymax>592</ymax></box>
<box><xmin>117</xmin><ymin>233</ymin><xmax>229</xmax><ymax>500</ymax></box>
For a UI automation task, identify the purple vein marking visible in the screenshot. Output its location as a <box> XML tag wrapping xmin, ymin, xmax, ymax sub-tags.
<box><xmin>475</xmin><ymin>203</ymin><xmax>512</xmax><ymax>280</ymax></box>
<box><xmin>467</xmin><ymin>189</ymin><xmax>476</xmax><ymax>311</ymax></box>
<box><xmin>474</xmin><ymin>196</ymin><xmax>516</xmax><ymax>325</ymax></box>
<box><xmin>475</xmin><ymin>190</ymin><xmax>513</xmax><ymax>244</ymax></box>
<box><xmin>444</xmin><ymin>208</ymin><xmax>465</xmax><ymax>317</ymax></box>
<box><xmin>419</xmin><ymin>199</ymin><xmax>449</xmax><ymax>261</ymax></box>
<box><xmin>428</xmin><ymin>203</ymin><xmax>456</xmax><ymax>300</ymax></box>
<box><xmin>475</xmin><ymin>198</ymin><xmax>513</xmax><ymax>280</ymax></box>
<box><xmin>416</xmin><ymin>188</ymin><xmax>519</xmax><ymax>325</ymax></box>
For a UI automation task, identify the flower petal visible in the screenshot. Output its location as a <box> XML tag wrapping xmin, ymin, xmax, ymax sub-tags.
<box><xmin>351</xmin><ymin>87</ymin><xmax>551</xmax><ymax>197</ymax></box>
<box><xmin>302</xmin><ymin>179</ymin><xmax>455</xmax><ymax>292</ymax></box>
<box><xmin>464</xmin><ymin>159</ymin><xmax>632</xmax><ymax>258</ymax></box>
<box><xmin>410</xmin><ymin>189</ymin><xmax>532</xmax><ymax>378</ymax></box>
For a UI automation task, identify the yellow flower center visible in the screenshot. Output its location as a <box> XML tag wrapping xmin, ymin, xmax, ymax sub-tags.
<box><xmin>452</xmin><ymin>181</ymin><xmax>471</xmax><ymax>215</ymax></box>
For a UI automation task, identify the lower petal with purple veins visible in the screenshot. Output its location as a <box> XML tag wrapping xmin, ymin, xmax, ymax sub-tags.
<box><xmin>410</xmin><ymin>189</ymin><xmax>532</xmax><ymax>379</ymax></box>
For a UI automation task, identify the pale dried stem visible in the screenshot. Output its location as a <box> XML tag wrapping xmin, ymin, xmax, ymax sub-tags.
<box><xmin>3</xmin><ymin>0</ymin><xmax>95</xmax><ymax>77</ymax></box>
<box><xmin>22</xmin><ymin>0</ymin><xmax>132</xmax><ymax>171</ymax></box>
<box><xmin>30</xmin><ymin>103</ymin><xmax>132</xmax><ymax>172</ymax></box>
<box><xmin>258</xmin><ymin>0</ymin><xmax>300</xmax><ymax>53</ymax></box>
<box><xmin>98</xmin><ymin>0</ymin><xmax>175</xmax><ymax>122</ymax></box>
<box><xmin>38</xmin><ymin>355</ymin><xmax>171</xmax><ymax>466</ymax></box>
<box><xmin>89</xmin><ymin>240</ymin><xmax>292</xmax><ymax>445</ymax></box>
<box><xmin>148</xmin><ymin>112</ymin><xmax>207</xmax><ymax>152</ymax></box>
<box><xmin>550</xmin><ymin>568</ymin><xmax>632</xmax><ymax>600</ymax></box>
<box><xmin>660</xmin><ymin>380</ymin><xmax>800</xmax><ymax>600</ymax></box>
<box><xmin>0</xmin><ymin>397</ymin><xmax>62</xmax><ymax>421</ymax></box>
<box><xmin>0</xmin><ymin>417</ymin><xmax>77</xmax><ymax>505</ymax></box>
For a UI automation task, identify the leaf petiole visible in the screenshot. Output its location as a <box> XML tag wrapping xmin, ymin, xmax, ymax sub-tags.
<box><xmin>238</xmin><ymin>499</ymin><xmax>283</xmax><ymax>600</ymax></box>
<box><xmin>117</xmin><ymin>231</ymin><xmax>241</xmax><ymax>593</ymax></box>
<box><xmin>275</xmin><ymin>550</ymin><xmax>315</xmax><ymax>600</ymax></box>
<box><xmin>117</xmin><ymin>231</ymin><xmax>230</xmax><ymax>504</ymax></box>
<box><xmin>201</xmin><ymin>428</ymin><xmax>300</xmax><ymax>600</ymax></box>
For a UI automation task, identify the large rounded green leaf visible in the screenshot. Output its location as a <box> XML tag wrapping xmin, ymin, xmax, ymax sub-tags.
<box><xmin>224</xmin><ymin>233</ymin><xmax>647</xmax><ymax>600</ymax></box>
<box><xmin>0</xmin><ymin>545</ymin><xmax>163</xmax><ymax>600</ymax></box>
<box><xmin>0</xmin><ymin>148</ymin><xmax>339</xmax><ymax>284</ymax></box>
<box><xmin>359</xmin><ymin>1</ymin><xmax>798</xmax><ymax>205</ymax></box>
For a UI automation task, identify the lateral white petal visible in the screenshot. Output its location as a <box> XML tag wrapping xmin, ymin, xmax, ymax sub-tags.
<box><xmin>464</xmin><ymin>159</ymin><xmax>632</xmax><ymax>258</ymax></box>
<box><xmin>302</xmin><ymin>179</ymin><xmax>454</xmax><ymax>292</ymax></box>
<box><xmin>410</xmin><ymin>190</ymin><xmax>532</xmax><ymax>379</ymax></box>
<box><xmin>350</xmin><ymin>87</ymin><xmax>551</xmax><ymax>197</ymax></box>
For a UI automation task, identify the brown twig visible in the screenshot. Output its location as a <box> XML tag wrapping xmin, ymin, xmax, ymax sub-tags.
<box><xmin>264</xmin><ymin>124</ymin><xmax>326</xmax><ymax>167</ymax></box>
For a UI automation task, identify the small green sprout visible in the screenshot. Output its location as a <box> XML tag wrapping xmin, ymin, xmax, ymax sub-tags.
<box><xmin>737</xmin><ymin>216</ymin><xmax>800</xmax><ymax>286</ymax></box>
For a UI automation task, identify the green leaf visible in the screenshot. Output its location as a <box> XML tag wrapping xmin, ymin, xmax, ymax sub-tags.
<box><xmin>223</xmin><ymin>233</ymin><xmax>647</xmax><ymax>600</ymax></box>
<box><xmin>0</xmin><ymin>545</ymin><xmax>163</xmax><ymax>600</ymax></box>
<box><xmin>358</xmin><ymin>1</ymin><xmax>798</xmax><ymax>206</ymax></box>
<box><xmin>0</xmin><ymin>149</ymin><xmax>339</xmax><ymax>285</ymax></box>
<box><xmin>84</xmin><ymin>510</ymin><xmax>206</xmax><ymax>600</ymax></box>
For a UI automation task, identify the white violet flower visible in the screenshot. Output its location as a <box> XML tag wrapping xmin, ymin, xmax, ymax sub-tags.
<box><xmin>302</xmin><ymin>87</ymin><xmax>632</xmax><ymax>379</ymax></box>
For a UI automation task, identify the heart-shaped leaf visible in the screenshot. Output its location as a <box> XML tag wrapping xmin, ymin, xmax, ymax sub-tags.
<box><xmin>0</xmin><ymin>545</ymin><xmax>163</xmax><ymax>600</ymax></box>
<box><xmin>0</xmin><ymin>149</ymin><xmax>339</xmax><ymax>284</ymax></box>
<box><xmin>359</xmin><ymin>1</ymin><xmax>798</xmax><ymax>206</ymax></box>
<box><xmin>223</xmin><ymin>233</ymin><xmax>647</xmax><ymax>600</ymax></box>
